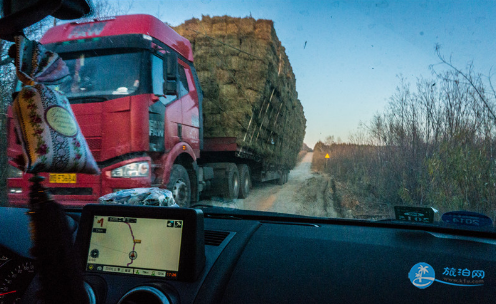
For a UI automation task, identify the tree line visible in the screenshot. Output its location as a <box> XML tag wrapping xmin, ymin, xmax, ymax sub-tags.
<box><xmin>314</xmin><ymin>64</ymin><xmax>496</xmax><ymax>220</ymax></box>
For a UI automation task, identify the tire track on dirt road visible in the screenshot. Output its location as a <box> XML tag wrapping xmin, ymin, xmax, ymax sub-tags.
<box><xmin>206</xmin><ymin>153</ymin><xmax>338</xmax><ymax>218</ymax></box>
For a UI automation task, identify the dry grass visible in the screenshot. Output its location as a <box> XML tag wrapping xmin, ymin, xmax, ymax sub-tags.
<box><xmin>331</xmin><ymin>179</ymin><xmax>392</xmax><ymax>220</ymax></box>
<box><xmin>312</xmin><ymin>144</ymin><xmax>393</xmax><ymax>220</ymax></box>
<box><xmin>174</xmin><ymin>16</ymin><xmax>306</xmax><ymax>169</ymax></box>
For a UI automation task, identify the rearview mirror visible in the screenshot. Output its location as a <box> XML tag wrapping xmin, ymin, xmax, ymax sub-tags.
<box><xmin>164</xmin><ymin>51</ymin><xmax>178</xmax><ymax>80</ymax></box>
<box><xmin>0</xmin><ymin>0</ymin><xmax>92</xmax><ymax>40</ymax></box>
<box><xmin>163</xmin><ymin>52</ymin><xmax>178</xmax><ymax>95</ymax></box>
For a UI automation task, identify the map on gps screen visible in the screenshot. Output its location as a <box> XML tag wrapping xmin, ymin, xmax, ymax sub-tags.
<box><xmin>86</xmin><ymin>215</ymin><xmax>183</xmax><ymax>274</ymax></box>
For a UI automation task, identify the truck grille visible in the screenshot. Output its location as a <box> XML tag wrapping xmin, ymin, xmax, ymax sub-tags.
<box><xmin>86</xmin><ymin>137</ymin><xmax>102</xmax><ymax>160</ymax></box>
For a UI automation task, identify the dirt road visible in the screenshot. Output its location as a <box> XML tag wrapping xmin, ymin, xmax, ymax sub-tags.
<box><xmin>202</xmin><ymin>152</ymin><xmax>338</xmax><ymax>218</ymax></box>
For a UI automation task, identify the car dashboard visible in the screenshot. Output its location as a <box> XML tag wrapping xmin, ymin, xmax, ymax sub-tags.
<box><xmin>0</xmin><ymin>206</ymin><xmax>495</xmax><ymax>304</ymax></box>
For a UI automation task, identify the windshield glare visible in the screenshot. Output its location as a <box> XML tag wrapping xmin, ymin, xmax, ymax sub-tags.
<box><xmin>1</xmin><ymin>0</ymin><xmax>496</xmax><ymax>233</ymax></box>
<box><xmin>58</xmin><ymin>51</ymin><xmax>142</xmax><ymax>99</ymax></box>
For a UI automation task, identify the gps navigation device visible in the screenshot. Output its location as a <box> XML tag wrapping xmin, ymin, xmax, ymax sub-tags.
<box><xmin>76</xmin><ymin>204</ymin><xmax>205</xmax><ymax>282</ymax></box>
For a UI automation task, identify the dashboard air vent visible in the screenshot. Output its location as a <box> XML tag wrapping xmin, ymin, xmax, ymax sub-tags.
<box><xmin>204</xmin><ymin>230</ymin><xmax>230</xmax><ymax>246</ymax></box>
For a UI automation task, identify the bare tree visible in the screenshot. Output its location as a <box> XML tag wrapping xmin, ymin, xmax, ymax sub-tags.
<box><xmin>321</xmin><ymin>67</ymin><xmax>496</xmax><ymax>218</ymax></box>
<box><xmin>432</xmin><ymin>44</ymin><xmax>496</xmax><ymax>125</ymax></box>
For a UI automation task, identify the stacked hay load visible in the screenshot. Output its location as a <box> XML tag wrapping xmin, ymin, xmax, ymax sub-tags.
<box><xmin>174</xmin><ymin>16</ymin><xmax>306</xmax><ymax>169</ymax></box>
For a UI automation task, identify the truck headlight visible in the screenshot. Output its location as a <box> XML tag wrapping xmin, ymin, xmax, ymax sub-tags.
<box><xmin>7</xmin><ymin>165</ymin><xmax>23</xmax><ymax>178</ymax></box>
<box><xmin>111</xmin><ymin>162</ymin><xmax>150</xmax><ymax>178</ymax></box>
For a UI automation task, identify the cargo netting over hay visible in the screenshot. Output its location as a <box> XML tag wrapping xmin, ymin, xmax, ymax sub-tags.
<box><xmin>174</xmin><ymin>16</ymin><xmax>306</xmax><ymax>169</ymax></box>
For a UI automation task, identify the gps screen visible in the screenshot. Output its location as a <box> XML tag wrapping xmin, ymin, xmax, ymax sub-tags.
<box><xmin>85</xmin><ymin>215</ymin><xmax>183</xmax><ymax>279</ymax></box>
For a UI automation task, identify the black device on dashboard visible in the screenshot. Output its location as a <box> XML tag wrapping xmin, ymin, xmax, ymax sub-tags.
<box><xmin>76</xmin><ymin>204</ymin><xmax>205</xmax><ymax>282</ymax></box>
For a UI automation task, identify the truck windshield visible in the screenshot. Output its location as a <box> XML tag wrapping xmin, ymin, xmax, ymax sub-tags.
<box><xmin>56</xmin><ymin>50</ymin><xmax>142</xmax><ymax>100</ymax></box>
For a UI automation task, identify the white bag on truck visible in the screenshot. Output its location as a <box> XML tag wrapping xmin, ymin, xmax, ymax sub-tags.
<box><xmin>98</xmin><ymin>188</ymin><xmax>177</xmax><ymax>207</ymax></box>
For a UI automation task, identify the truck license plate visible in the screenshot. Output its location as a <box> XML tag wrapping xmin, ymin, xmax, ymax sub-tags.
<box><xmin>49</xmin><ymin>173</ymin><xmax>77</xmax><ymax>184</ymax></box>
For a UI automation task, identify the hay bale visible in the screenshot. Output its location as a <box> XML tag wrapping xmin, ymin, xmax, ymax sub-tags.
<box><xmin>244</xmin><ymin>89</ymin><xmax>260</xmax><ymax>105</ymax></box>
<box><xmin>215</xmin><ymin>69</ymin><xmax>230</xmax><ymax>84</ymax></box>
<box><xmin>240</xmin><ymin>18</ymin><xmax>256</xmax><ymax>33</ymax></box>
<box><xmin>173</xmin><ymin>16</ymin><xmax>306</xmax><ymax>169</ymax></box>
<box><xmin>254</xmin><ymin>20</ymin><xmax>273</xmax><ymax>41</ymax></box>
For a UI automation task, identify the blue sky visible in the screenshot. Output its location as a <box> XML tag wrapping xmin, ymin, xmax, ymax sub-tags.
<box><xmin>119</xmin><ymin>0</ymin><xmax>496</xmax><ymax>147</ymax></box>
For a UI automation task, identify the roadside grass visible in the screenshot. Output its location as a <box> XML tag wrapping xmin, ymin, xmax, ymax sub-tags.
<box><xmin>312</xmin><ymin>143</ymin><xmax>406</xmax><ymax>220</ymax></box>
<box><xmin>312</xmin><ymin>140</ymin><xmax>496</xmax><ymax>222</ymax></box>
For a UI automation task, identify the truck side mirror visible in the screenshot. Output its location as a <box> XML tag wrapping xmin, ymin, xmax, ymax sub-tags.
<box><xmin>0</xmin><ymin>0</ymin><xmax>92</xmax><ymax>41</ymax></box>
<box><xmin>163</xmin><ymin>51</ymin><xmax>178</xmax><ymax>96</ymax></box>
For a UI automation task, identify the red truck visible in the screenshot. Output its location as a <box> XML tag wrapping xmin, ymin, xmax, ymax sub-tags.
<box><xmin>6</xmin><ymin>14</ymin><xmax>295</xmax><ymax>207</ymax></box>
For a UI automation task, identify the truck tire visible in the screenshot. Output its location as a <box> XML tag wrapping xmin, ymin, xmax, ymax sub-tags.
<box><xmin>223</xmin><ymin>163</ymin><xmax>240</xmax><ymax>200</ymax></box>
<box><xmin>166</xmin><ymin>164</ymin><xmax>191</xmax><ymax>207</ymax></box>
<box><xmin>238</xmin><ymin>164</ymin><xmax>251</xmax><ymax>199</ymax></box>
<box><xmin>283</xmin><ymin>171</ymin><xmax>289</xmax><ymax>184</ymax></box>
<box><xmin>277</xmin><ymin>171</ymin><xmax>285</xmax><ymax>185</ymax></box>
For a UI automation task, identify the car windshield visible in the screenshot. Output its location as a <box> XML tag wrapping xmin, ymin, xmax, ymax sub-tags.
<box><xmin>57</xmin><ymin>51</ymin><xmax>142</xmax><ymax>99</ymax></box>
<box><xmin>1</xmin><ymin>0</ymin><xmax>495</xmax><ymax>233</ymax></box>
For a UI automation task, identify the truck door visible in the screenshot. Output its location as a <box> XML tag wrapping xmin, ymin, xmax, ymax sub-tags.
<box><xmin>151</xmin><ymin>53</ymin><xmax>182</xmax><ymax>151</ymax></box>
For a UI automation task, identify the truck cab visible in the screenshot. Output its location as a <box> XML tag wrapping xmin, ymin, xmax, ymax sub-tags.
<box><xmin>7</xmin><ymin>15</ymin><xmax>202</xmax><ymax>207</ymax></box>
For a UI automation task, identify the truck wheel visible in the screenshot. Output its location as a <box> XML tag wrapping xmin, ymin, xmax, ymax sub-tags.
<box><xmin>166</xmin><ymin>164</ymin><xmax>191</xmax><ymax>207</ymax></box>
<box><xmin>223</xmin><ymin>163</ymin><xmax>240</xmax><ymax>200</ymax></box>
<box><xmin>283</xmin><ymin>171</ymin><xmax>289</xmax><ymax>184</ymax></box>
<box><xmin>278</xmin><ymin>171</ymin><xmax>285</xmax><ymax>185</ymax></box>
<box><xmin>238</xmin><ymin>164</ymin><xmax>251</xmax><ymax>199</ymax></box>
